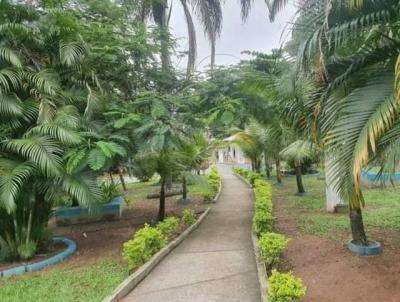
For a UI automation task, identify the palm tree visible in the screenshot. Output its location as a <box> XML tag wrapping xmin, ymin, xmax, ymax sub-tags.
<box><xmin>0</xmin><ymin>2</ymin><xmax>102</xmax><ymax>259</ymax></box>
<box><xmin>283</xmin><ymin>0</ymin><xmax>400</xmax><ymax>244</ymax></box>
<box><xmin>280</xmin><ymin>140</ymin><xmax>315</xmax><ymax>195</ymax></box>
<box><xmin>131</xmin><ymin>0</ymin><xmax>223</xmax><ymax>74</ymax></box>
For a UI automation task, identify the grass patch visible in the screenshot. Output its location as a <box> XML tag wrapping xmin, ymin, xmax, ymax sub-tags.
<box><xmin>275</xmin><ymin>175</ymin><xmax>400</xmax><ymax>238</ymax></box>
<box><xmin>0</xmin><ymin>260</ymin><xmax>128</xmax><ymax>302</ymax></box>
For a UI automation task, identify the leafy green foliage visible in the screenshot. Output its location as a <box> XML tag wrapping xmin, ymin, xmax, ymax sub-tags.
<box><xmin>157</xmin><ymin>217</ymin><xmax>179</xmax><ymax>241</ymax></box>
<box><xmin>100</xmin><ymin>182</ymin><xmax>121</xmax><ymax>203</ymax></box>
<box><xmin>253</xmin><ymin>179</ymin><xmax>273</xmax><ymax>236</ymax></box>
<box><xmin>208</xmin><ymin>166</ymin><xmax>221</xmax><ymax>193</ymax></box>
<box><xmin>268</xmin><ymin>270</ymin><xmax>307</xmax><ymax>302</ymax></box>
<box><xmin>181</xmin><ymin>209</ymin><xmax>196</xmax><ymax>226</ymax></box>
<box><xmin>258</xmin><ymin>232</ymin><xmax>289</xmax><ymax>269</ymax></box>
<box><xmin>122</xmin><ymin>224</ymin><xmax>166</xmax><ymax>270</ymax></box>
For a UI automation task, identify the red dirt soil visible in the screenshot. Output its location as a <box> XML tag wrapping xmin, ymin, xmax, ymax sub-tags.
<box><xmin>1</xmin><ymin>192</ymin><xmax>207</xmax><ymax>272</ymax></box>
<box><xmin>274</xmin><ymin>189</ymin><xmax>400</xmax><ymax>302</ymax></box>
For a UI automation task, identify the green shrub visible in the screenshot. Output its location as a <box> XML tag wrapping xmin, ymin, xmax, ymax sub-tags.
<box><xmin>122</xmin><ymin>224</ymin><xmax>166</xmax><ymax>270</ymax></box>
<box><xmin>157</xmin><ymin>217</ymin><xmax>179</xmax><ymax>240</ymax></box>
<box><xmin>248</xmin><ymin>172</ymin><xmax>262</xmax><ymax>186</ymax></box>
<box><xmin>252</xmin><ymin>179</ymin><xmax>273</xmax><ymax>236</ymax></box>
<box><xmin>268</xmin><ymin>270</ymin><xmax>306</xmax><ymax>302</ymax></box>
<box><xmin>101</xmin><ymin>181</ymin><xmax>121</xmax><ymax>203</ymax></box>
<box><xmin>208</xmin><ymin>166</ymin><xmax>221</xmax><ymax>192</ymax></box>
<box><xmin>181</xmin><ymin>209</ymin><xmax>196</xmax><ymax>226</ymax></box>
<box><xmin>258</xmin><ymin>233</ymin><xmax>289</xmax><ymax>268</ymax></box>
<box><xmin>202</xmin><ymin>191</ymin><xmax>214</xmax><ymax>202</ymax></box>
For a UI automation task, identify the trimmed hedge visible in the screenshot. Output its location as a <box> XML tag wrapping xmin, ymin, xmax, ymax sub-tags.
<box><xmin>233</xmin><ymin>167</ymin><xmax>262</xmax><ymax>186</ymax></box>
<box><xmin>233</xmin><ymin>167</ymin><xmax>307</xmax><ymax>301</ymax></box>
<box><xmin>122</xmin><ymin>224</ymin><xmax>167</xmax><ymax>270</ymax></box>
<box><xmin>253</xmin><ymin>179</ymin><xmax>273</xmax><ymax>236</ymax></box>
<box><xmin>259</xmin><ymin>232</ymin><xmax>289</xmax><ymax>269</ymax></box>
<box><xmin>268</xmin><ymin>270</ymin><xmax>306</xmax><ymax>302</ymax></box>
<box><xmin>122</xmin><ymin>213</ymin><xmax>187</xmax><ymax>270</ymax></box>
<box><xmin>208</xmin><ymin>166</ymin><xmax>221</xmax><ymax>193</ymax></box>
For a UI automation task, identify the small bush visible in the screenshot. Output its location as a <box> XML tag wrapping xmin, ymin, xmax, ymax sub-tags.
<box><xmin>181</xmin><ymin>209</ymin><xmax>196</xmax><ymax>226</ymax></box>
<box><xmin>202</xmin><ymin>191</ymin><xmax>214</xmax><ymax>202</ymax></box>
<box><xmin>248</xmin><ymin>172</ymin><xmax>262</xmax><ymax>186</ymax></box>
<box><xmin>252</xmin><ymin>179</ymin><xmax>273</xmax><ymax>236</ymax></box>
<box><xmin>157</xmin><ymin>217</ymin><xmax>179</xmax><ymax>241</ymax></box>
<box><xmin>122</xmin><ymin>224</ymin><xmax>166</xmax><ymax>270</ymax></box>
<box><xmin>208</xmin><ymin>166</ymin><xmax>221</xmax><ymax>193</ymax></box>
<box><xmin>101</xmin><ymin>181</ymin><xmax>121</xmax><ymax>203</ymax></box>
<box><xmin>268</xmin><ymin>270</ymin><xmax>306</xmax><ymax>302</ymax></box>
<box><xmin>258</xmin><ymin>233</ymin><xmax>289</xmax><ymax>268</ymax></box>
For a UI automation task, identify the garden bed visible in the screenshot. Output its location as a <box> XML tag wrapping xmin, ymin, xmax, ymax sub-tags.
<box><xmin>273</xmin><ymin>176</ymin><xmax>400</xmax><ymax>301</ymax></box>
<box><xmin>0</xmin><ymin>180</ymin><xmax>211</xmax><ymax>302</ymax></box>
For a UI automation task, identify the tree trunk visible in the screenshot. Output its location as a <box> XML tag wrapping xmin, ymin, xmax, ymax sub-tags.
<box><xmin>275</xmin><ymin>159</ymin><xmax>283</xmax><ymax>184</ymax></box>
<box><xmin>158</xmin><ymin>179</ymin><xmax>166</xmax><ymax>221</ymax></box>
<box><xmin>182</xmin><ymin>176</ymin><xmax>187</xmax><ymax>200</ymax></box>
<box><xmin>210</xmin><ymin>38</ymin><xmax>216</xmax><ymax>71</ymax></box>
<box><xmin>109</xmin><ymin>172</ymin><xmax>115</xmax><ymax>185</ymax></box>
<box><xmin>118</xmin><ymin>169</ymin><xmax>127</xmax><ymax>191</ymax></box>
<box><xmin>295</xmin><ymin>164</ymin><xmax>305</xmax><ymax>194</ymax></box>
<box><xmin>349</xmin><ymin>207</ymin><xmax>368</xmax><ymax>245</ymax></box>
<box><xmin>152</xmin><ymin>2</ymin><xmax>171</xmax><ymax>72</ymax></box>
<box><xmin>264</xmin><ymin>151</ymin><xmax>271</xmax><ymax>178</ymax></box>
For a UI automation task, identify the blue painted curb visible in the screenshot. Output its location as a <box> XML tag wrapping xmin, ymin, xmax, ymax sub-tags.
<box><xmin>348</xmin><ymin>240</ymin><xmax>382</xmax><ymax>256</ymax></box>
<box><xmin>0</xmin><ymin>237</ymin><xmax>77</xmax><ymax>278</ymax></box>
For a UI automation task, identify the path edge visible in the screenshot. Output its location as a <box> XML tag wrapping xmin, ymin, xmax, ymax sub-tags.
<box><xmin>234</xmin><ymin>172</ymin><xmax>268</xmax><ymax>302</ymax></box>
<box><xmin>102</xmin><ymin>207</ymin><xmax>212</xmax><ymax>302</ymax></box>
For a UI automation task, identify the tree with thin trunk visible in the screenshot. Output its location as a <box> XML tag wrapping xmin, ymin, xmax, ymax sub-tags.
<box><xmin>280</xmin><ymin>140</ymin><xmax>315</xmax><ymax>195</ymax></box>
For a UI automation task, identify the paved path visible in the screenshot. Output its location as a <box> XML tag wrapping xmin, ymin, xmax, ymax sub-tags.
<box><xmin>123</xmin><ymin>165</ymin><xmax>260</xmax><ymax>302</ymax></box>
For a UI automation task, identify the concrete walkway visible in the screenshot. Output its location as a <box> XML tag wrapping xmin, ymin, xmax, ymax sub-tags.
<box><xmin>123</xmin><ymin>165</ymin><xmax>260</xmax><ymax>302</ymax></box>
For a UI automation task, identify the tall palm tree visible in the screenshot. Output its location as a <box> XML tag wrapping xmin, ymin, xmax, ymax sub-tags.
<box><xmin>131</xmin><ymin>0</ymin><xmax>223</xmax><ymax>74</ymax></box>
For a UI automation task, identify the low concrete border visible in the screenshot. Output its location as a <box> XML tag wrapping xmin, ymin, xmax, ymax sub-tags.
<box><xmin>234</xmin><ymin>172</ymin><xmax>268</xmax><ymax>302</ymax></box>
<box><xmin>103</xmin><ymin>207</ymin><xmax>212</xmax><ymax>302</ymax></box>
<box><xmin>0</xmin><ymin>237</ymin><xmax>77</xmax><ymax>278</ymax></box>
<box><xmin>210</xmin><ymin>180</ymin><xmax>223</xmax><ymax>203</ymax></box>
<box><xmin>252</xmin><ymin>232</ymin><xmax>268</xmax><ymax>302</ymax></box>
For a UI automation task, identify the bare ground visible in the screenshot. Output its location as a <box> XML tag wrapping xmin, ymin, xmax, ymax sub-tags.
<box><xmin>273</xmin><ymin>181</ymin><xmax>400</xmax><ymax>302</ymax></box>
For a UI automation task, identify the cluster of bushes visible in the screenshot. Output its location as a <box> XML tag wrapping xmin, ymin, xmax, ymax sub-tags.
<box><xmin>122</xmin><ymin>209</ymin><xmax>196</xmax><ymax>270</ymax></box>
<box><xmin>233</xmin><ymin>167</ymin><xmax>263</xmax><ymax>186</ymax></box>
<box><xmin>202</xmin><ymin>166</ymin><xmax>221</xmax><ymax>202</ymax></box>
<box><xmin>232</xmin><ymin>169</ymin><xmax>306</xmax><ymax>302</ymax></box>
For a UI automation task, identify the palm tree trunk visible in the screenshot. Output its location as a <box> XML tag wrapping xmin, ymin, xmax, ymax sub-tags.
<box><xmin>295</xmin><ymin>164</ymin><xmax>305</xmax><ymax>194</ymax></box>
<box><xmin>349</xmin><ymin>207</ymin><xmax>368</xmax><ymax>245</ymax></box>
<box><xmin>118</xmin><ymin>169</ymin><xmax>127</xmax><ymax>191</ymax></box>
<box><xmin>264</xmin><ymin>151</ymin><xmax>271</xmax><ymax>178</ymax></box>
<box><xmin>182</xmin><ymin>176</ymin><xmax>187</xmax><ymax>200</ymax></box>
<box><xmin>210</xmin><ymin>39</ymin><xmax>216</xmax><ymax>71</ymax></box>
<box><xmin>275</xmin><ymin>159</ymin><xmax>283</xmax><ymax>184</ymax></box>
<box><xmin>152</xmin><ymin>2</ymin><xmax>171</xmax><ymax>72</ymax></box>
<box><xmin>109</xmin><ymin>172</ymin><xmax>115</xmax><ymax>185</ymax></box>
<box><xmin>158</xmin><ymin>179</ymin><xmax>166</xmax><ymax>221</ymax></box>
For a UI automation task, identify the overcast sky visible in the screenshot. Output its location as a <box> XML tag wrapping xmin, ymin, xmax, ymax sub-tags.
<box><xmin>169</xmin><ymin>1</ymin><xmax>296</xmax><ymax>70</ymax></box>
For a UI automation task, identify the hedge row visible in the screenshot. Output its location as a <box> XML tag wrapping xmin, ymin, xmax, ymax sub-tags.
<box><xmin>233</xmin><ymin>167</ymin><xmax>306</xmax><ymax>302</ymax></box>
<box><xmin>203</xmin><ymin>166</ymin><xmax>221</xmax><ymax>202</ymax></box>
<box><xmin>122</xmin><ymin>209</ymin><xmax>196</xmax><ymax>271</ymax></box>
<box><xmin>232</xmin><ymin>166</ymin><xmax>263</xmax><ymax>186</ymax></box>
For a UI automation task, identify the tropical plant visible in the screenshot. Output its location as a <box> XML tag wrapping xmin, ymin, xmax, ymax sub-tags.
<box><xmin>280</xmin><ymin>0</ymin><xmax>400</xmax><ymax>244</ymax></box>
<box><xmin>131</xmin><ymin>0</ymin><xmax>223</xmax><ymax>73</ymax></box>
<box><xmin>0</xmin><ymin>1</ymin><xmax>102</xmax><ymax>260</ymax></box>
<box><xmin>280</xmin><ymin>140</ymin><xmax>315</xmax><ymax>194</ymax></box>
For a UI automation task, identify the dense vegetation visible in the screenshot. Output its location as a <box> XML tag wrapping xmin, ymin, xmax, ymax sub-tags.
<box><xmin>0</xmin><ymin>0</ymin><xmax>399</xmax><ymax>269</ymax></box>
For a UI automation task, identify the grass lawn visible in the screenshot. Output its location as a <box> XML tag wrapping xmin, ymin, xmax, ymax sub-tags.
<box><xmin>0</xmin><ymin>260</ymin><xmax>128</xmax><ymax>302</ymax></box>
<box><xmin>275</xmin><ymin>175</ymin><xmax>400</xmax><ymax>239</ymax></box>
